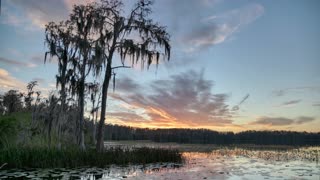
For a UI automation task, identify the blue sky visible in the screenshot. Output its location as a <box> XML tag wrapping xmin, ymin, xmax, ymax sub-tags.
<box><xmin>0</xmin><ymin>0</ymin><xmax>319</xmax><ymax>132</ymax></box>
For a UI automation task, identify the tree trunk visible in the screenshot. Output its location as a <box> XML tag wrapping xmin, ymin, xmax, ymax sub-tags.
<box><xmin>58</xmin><ymin>57</ymin><xmax>67</xmax><ymax>149</ymax></box>
<box><xmin>58</xmin><ymin>82</ymin><xmax>66</xmax><ymax>149</ymax></box>
<box><xmin>92</xmin><ymin>117</ymin><xmax>96</xmax><ymax>145</ymax></box>
<box><xmin>78</xmin><ymin>79</ymin><xmax>86</xmax><ymax>150</ymax></box>
<box><xmin>78</xmin><ymin>56</ymin><xmax>87</xmax><ymax>150</ymax></box>
<box><xmin>48</xmin><ymin>109</ymin><xmax>53</xmax><ymax>148</ymax></box>
<box><xmin>91</xmin><ymin>96</ymin><xmax>97</xmax><ymax>145</ymax></box>
<box><xmin>96</xmin><ymin>63</ymin><xmax>112</xmax><ymax>151</ymax></box>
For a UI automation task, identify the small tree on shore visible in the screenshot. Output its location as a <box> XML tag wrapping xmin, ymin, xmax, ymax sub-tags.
<box><xmin>2</xmin><ymin>90</ymin><xmax>23</xmax><ymax>114</ymax></box>
<box><xmin>24</xmin><ymin>81</ymin><xmax>38</xmax><ymax>111</ymax></box>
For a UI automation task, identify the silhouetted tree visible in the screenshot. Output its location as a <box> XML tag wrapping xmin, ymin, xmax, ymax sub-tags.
<box><xmin>2</xmin><ymin>90</ymin><xmax>23</xmax><ymax>114</ymax></box>
<box><xmin>42</xmin><ymin>0</ymin><xmax>170</xmax><ymax>150</ymax></box>
<box><xmin>66</xmin><ymin>2</ymin><xmax>114</xmax><ymax>150</ymax></box>
<box><xmin>102</xmin><ymin>124</ymin><xmax>320</xmax><ymax>146</ymax></box>
<box><xmin>24</xmin><ymin>81</ymin><xmax>38</xmax><ymax>111</ymax></box>
<box><xmin>86</xmin><ymin>81</ymin><xmax>101</xmax><ymax>144</ymax></box>
<box><xmin>45</xmin><ymin>20</ymin><xmax>77</xmax><ymax>148</ymax></box>
<box><xmin>94</xmin><ymin>0</ymin><xmax>171</xmax><ymax>151</ymax></box>
<box><xmin>45</xmin><ymin>21</ymin><xmax>76</xmax><ymax>109</ymax></box>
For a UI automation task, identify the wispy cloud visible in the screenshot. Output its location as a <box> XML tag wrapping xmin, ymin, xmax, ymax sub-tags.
<box><xmin>32</xmin><ymin>77</ymin><xmax>46</xmax><ymax>84</ymax></box>
<box><xmin>2</xmin><ymin>0</ymin><xmax>94</xmax><ymax>30</ymax></box>
<box><xmin>113</xmin><ymin>76</ymin><xmax>141</xmax><ymax>93</ymax></box>
<box><xmin>0</xmin><ymin>8</ymin><xmax>26</xmax><ymax>27</ymax></box>
<box><xmin>272</xmin><ymin>90</ymin><xmax>286</xmax><ymax>97</ymax></box>
<box><xmin>251</xmin><ymin>116</ymin><xmax>316</xmax><ymax>126</ymax></box>
<box><xmin>0</xmin><ymin>57</ymin><xmax>37</xmax><ymax>68</ymax></box>
<box><xmin>6</xmin><ymin>48</ymin><xmax>23</xmax><ymax>57</ymax></box>
<box><xmin>181</xmin><ymin>3</ymin><xmax>264</xmax><ymax>52</ymax></box>
<box><xmin>296</xmin><ymin>116</ymin><xmax>315</xmax><ymax>125</ymax></box>
<box><xmin>108</xmin><ymin>70</ymin><xmax>239</xmax><ymax>129</ymax></box>
<box><xmin>63</xmin><ymin>0</ymin><xmax>96</xmax><ymax>11</ymax></box>
<box><xmin>313</xmin><ymin>103</ymin><xmax>320</xmax><ymax>107</ymax></box>
<box><xmin>7</xmin><ymin>0</ymin><xmax>69</xmax><ymax>29</ymax></box>
<box><xmin>272</xmin><ymin>87</ymin><xmax>320</xmax><ymax>97</ymax></box>
<box><xmin>279</xmin><ymin>99</ymin><xmax>302</xmax><ymax>107</ymax></box>
<box><xmin>0</xmin><ymin>68</ymin><xmax>26</xmax><ymax>92</ymax></box>
<box><xmin>252</xmin><ymin>117</ymin><xmax>294</xmax><ymax>126</ymax></box>
<box><xmin>108</xmin><ymin>112</ymin><xmax>146</xmax><ymax>123</ymax></box>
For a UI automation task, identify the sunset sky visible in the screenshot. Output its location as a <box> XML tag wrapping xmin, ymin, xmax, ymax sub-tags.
<box><xmin>0</xmin><ymin>0</ymin><xmax>319</xmax><ymax>132</ymax></box>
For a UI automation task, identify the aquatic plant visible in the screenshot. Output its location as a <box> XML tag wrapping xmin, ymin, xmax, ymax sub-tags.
<box><xmin>0</xmin><ymin>146</ymin><xmax>182</xmax><ymax>169</ymax></box>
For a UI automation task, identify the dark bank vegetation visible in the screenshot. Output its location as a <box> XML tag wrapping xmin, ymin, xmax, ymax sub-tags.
<box><xmin>0</xmin><ymin>85</ymin><xmax>181</xmax><ymax>168</ymax></box>
<box><xmin>0</xmin><ymin>147</ymin><xmax>181</xmax><ymax>169</ymax></box>
<box><xmin>103</xmin><ymin>124</ymin><xmax>320</xmax><ymax>146</ymax></box>
<box><xmin>1</xmin><ymin>0</ymin><xmax>170</xmax><ymax>150</ymax></box>
<box><xmin>0</xmin><ymin>0</ymin><xmax>178</xmax><ymax>168</ymax></box>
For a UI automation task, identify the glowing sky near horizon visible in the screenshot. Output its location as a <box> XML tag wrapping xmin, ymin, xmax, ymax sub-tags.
<box><xmin>0</xmin><ymin>0</ymin><xmax>319</xmax><ymax>132</ymax></box>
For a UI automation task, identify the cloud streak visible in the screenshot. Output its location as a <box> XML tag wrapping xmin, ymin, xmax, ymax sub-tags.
<box><xmin>3</xmin><ymin>0</ymin><xmax>94</xmax><ymax>30</ymax></box>
<box><xmin>0</xmin><ymin>57</ymin><xmax>36</xmax><ymax>68</ymax></box>
<box><xmin>272</xmin><ymin>87</ymin><xmax>320</xmax><ymax>97</ymax></box>
<box><xmin>181</xmin><ymin>3</ymin><xmax>264</xmax><ymax>52</ymax></box>
<box><xmin>296</xmin><ymin>116</ymin><xmax>315</xmax><ymax>125</ymax></box>
<box><xmin>108</xmin><ymin>70</ymin><xmax>238</xmax><ymax>129</ymax></box>
<box><xmin>251</xmin><ymin>116</ymin><xmax>316</xmax><ymax>126</ymax></box>
<box><xmin>280</xmin><ymin>99</ymin><xmax>302</xmax><ymax>107</ymax></box>
<box><xmin>114</xmin><ymin>76</ymin><xmax>141</xmax><ymax>93</ymax></box>
<box><xmin>0</xmin><ymin>68</ymin><xmax>26</xmax><ymax>92</ymax></box>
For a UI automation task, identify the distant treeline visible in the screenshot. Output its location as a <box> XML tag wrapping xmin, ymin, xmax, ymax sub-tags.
<box><xmin>104</xmin><ymin>124</ymin><xmax>320</xmax><ymax>146</ymax></box>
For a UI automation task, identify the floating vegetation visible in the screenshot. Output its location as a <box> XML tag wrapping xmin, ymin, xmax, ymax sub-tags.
<box><xmin>0</xmin><ymin>146</ymin><xmax>319</xmax><ymax>179</ymax></box>
<box><xmin>183</xmin><ymin>146</ymin><xmax>320</xmax><ymax>163</ymax></box>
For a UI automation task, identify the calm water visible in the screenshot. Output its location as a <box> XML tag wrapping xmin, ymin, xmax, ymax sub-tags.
<box><xmin>0</xmin><ymin>141</ymin><xmax>319</xmax><ymax>179</ymax></box>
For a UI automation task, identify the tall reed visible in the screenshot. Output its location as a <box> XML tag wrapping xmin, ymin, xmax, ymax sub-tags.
<box><xmin>0</xmin><ymin>146</ymin><xmax>182</xmax><ymax>169</ymax></box>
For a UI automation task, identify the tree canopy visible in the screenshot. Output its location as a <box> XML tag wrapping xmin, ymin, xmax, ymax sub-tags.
<box><xmin>43</xmin><ymin>0</ymin><xmax>171</xmax><ymax>151</ymax></box>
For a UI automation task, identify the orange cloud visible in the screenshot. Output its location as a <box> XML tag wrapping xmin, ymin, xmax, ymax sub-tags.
<box><xmin>106</xmin><ymin>70</ymin><xmax>240</xmax><ymax>131</ymax></box>
<box><xmin>0</xmin><ymin>68</ymin><xmax>26</xmax><ymax>92</ymax></box>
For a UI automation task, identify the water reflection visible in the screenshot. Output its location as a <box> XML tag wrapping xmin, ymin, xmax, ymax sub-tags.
<box><xmin>0</xmin><ymin>146</ymin><xmax>319</xmax><ymax>179</ymax></box>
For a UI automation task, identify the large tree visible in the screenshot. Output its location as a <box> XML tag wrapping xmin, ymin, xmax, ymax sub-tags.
<box><xmin>94</xmin><ymin>0</ymin><xmax>171</xmax><ymax>151</ymax></box>
<box><xmin>45</xmin><ymin>20</ymin><xmax>76</xmax><ymax>110</ymax></box>
<box><xmin>43</xmin><ymin>0</ymin><xmax>170</xmax><ymax>151</ymax></box>
<box><xmin>45</xmin><ymin>20</ymin><xmax>78</xmax><ymax>148</ymax></box>
<box><xmin>45</xmin><ymin>3</ymin><xmax>105</xmax><ymax>149</ymax></box>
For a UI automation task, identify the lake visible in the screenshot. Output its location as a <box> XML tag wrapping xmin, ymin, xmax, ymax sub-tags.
<box><xmin>0</xmin><ymin>141</ymin><xmax>319</xmax><ymax>179</ymax></box>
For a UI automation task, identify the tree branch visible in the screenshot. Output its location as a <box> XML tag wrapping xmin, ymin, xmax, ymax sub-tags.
<box><xmin>111</xmin><ymin>65</ymin><xmax>131</xmax><ymax>70</ymax></box>
<box><xmin>0</xmin><ymin>163</ymin><xmax>7</xmax><ymax>169</ymax></box>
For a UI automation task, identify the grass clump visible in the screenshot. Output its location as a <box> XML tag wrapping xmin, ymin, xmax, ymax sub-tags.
<box><xmin>0</xmin><ymin>146</ymin><xmax>182</xmax><ymax>169</ymax></box>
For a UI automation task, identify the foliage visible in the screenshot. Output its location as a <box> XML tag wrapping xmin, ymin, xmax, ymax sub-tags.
<box><xmin>42</xmin><ymin>0</ymin><xmax>171</xmax><ymax>151</ymax></box>
<box><xmin>0</xmin><ymin>90</ymin><xmax>23</xmax><ymax>114</ymax></box>
<box><xmin>0</xmin><ymin>112</ymin><xmax>32</xmax><ymax>148</ymax></box>
<box><xmin>91</xmin><ymin>0</ymin><xmax>171</xmax><ymax>151</ymax></box>
<box><xmin>0</xmin><ymin>146</ymin><xmax>182</xmax><ymax>169</ymax></box>
<box><xmin>0</xmin><ymin>117</ymin><xmax>18</xmax><ymax>147</ymax></box>
<box><xmin>103</xmin><ymin>124</ymin><xmax>320</xmax><ymax>146</ymax></box>
<box><xmin>24</xmin><ymin>81</ymin><xmax>39</xmax><ymax>111</ymax></box>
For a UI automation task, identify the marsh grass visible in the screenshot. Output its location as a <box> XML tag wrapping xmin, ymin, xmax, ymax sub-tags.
<box><xmin>182</xmin><ymin>146</ymin><xmax>320</xmax><ymax>163</ymax></box>
<box><xmin>0</xmin><ymin>146</ymin><xmax>182</xmax><ymax>169</ymax></box>
<box><xmin>0</xmin><ymin>113</ymin><xmax>182</xmax><ymax>169</ymax></box>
